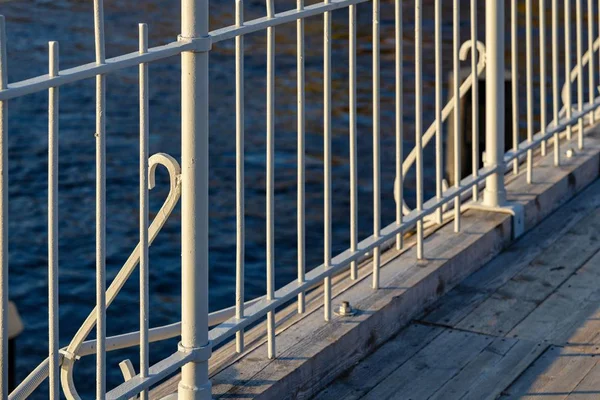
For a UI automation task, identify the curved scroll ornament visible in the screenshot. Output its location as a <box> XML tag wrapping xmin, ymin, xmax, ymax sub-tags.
<box><xmin>395</xmin><ymin>40</ymin><xmax>487</xmax><ymax>217</ymax></box>
<box><xmin>60</xmin><ymin>153</ymin><xmax>181</xmax><ymax>400</ymax></box>
<box><xmin>560</xmin><ymin>36</ymin><xmax>600</xmax><ymax>121</ymax></box>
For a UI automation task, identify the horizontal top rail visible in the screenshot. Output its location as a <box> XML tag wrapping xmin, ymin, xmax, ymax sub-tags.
<box><xmin>210</xmin><ymin>0</ymin><xmax>369</xmax><ymax>42</ymax></box>
<box><xmin>0</xmin><ymin>0</ymin><xmax>368</xmax><ymax>102</ymax></box>
<box><xmin>0</xmin><ymin>40</ymin><xmax>194</xmax><ymax>101</ymax></box>
<box><xmin>207</xmin><ymin>165</ymin><xmax>497</xmax><ymax>347</ymax></box>
<box><xmin>3</xmin><ymin>0</ymin><xmax>600</xmax><ymax>397</ymax></box>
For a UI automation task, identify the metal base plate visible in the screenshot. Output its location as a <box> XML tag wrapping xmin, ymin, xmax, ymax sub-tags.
<box><xmin>465</xmin><ymin>201</ymin><xmax>525</xmax><ymax>239</ymax></box>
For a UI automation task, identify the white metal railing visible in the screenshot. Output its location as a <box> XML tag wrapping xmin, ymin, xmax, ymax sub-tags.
<box><xmin>2</xmin><ymin>0</ymin><xmax>600</xmax><ymax>399</ymax></box>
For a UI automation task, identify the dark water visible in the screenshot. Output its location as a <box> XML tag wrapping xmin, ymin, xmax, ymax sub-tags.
<box><xmin>0</xmin><ymin>0</ymin><xmax>593</xmax><ymax>396</ymax></box>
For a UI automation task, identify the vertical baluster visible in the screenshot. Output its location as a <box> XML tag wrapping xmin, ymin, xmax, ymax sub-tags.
<box><xmin>235</xmin><ymin>0</ymin><xmax>246</xmax><ymax>353</ymax></box>
<box><xmin>565</xmin><ymin>0</ymin><xmax>573</xmax><ymax>140</ymax></box>
<box><xmin>576</xmin><ymin>0</ymin><xmax>584</xmax><ymax>149</ymax></box>
<box><xmin>526</xmin><ymin>0</ymin><xmax>534</xmax><ymax>184</ymax></box>
<box><xmin>588</xmin><ymin>0</ymin><xmax>595</xmax><ymax>125</ymax></box>
<box><xmin>540</xmin><ymin>0</ymin><xmax>547</xmax><ymax>156</ymax></box>
<box><xmin>349</xmin><ymin>3</ymin><xmax>358</xmax><ymax>279</ymax></box>
<box><xmin>434</xmin><ymin>0</ymin><xmax>442</xmax><ymax>225</ymax></box>
<box><xmin>92</xmin><ymin>0</ymin><xmax>107</xmax><ymax>396</ymax></box>
<box><xmin>453</xmin><ymin>0</ymin><xmax>461</xmax><ymax>232</ymax></box>
<box><xmin>396</xmin><ymin>0</ymin><xmax>405</xmax><ymax>245</ymax></box>
<box><xmin>48</xmin><ymin>40</ymin><xmax>59</xmax><ymax>400</ymax></box>
<box><xmin>297</xmin><ymin>0</ymin><xmax>307</xmax><ymax>310</ymax></box>
<box><xmin>470</xmin><ymin>0</ymin><xmax>479</xmax><ymax>201</ymax></box>
<box><xmin>323</xmin><ymin>0</ymin><xmax>332</xmax><ymax>321</ymax></box>
<box><xmin>415</xmin><ymin>0</ymin><xmax>424</xmax><ymax>258</ymax></box>
<box><xmin>511</xmin><ymin>0</ymin><xmax>519</xmax><ymax>174</ymax></box>
<box><xmin>552</xmin><ymin>0</ymin><xmax>560</xmax><ymax>166</ymax></box>
<box><xmin>0</xmin><ymin>15</ymin><xmax>6</xmax><ymax>400</ymax></box>
<box><xmin>373</xmin><ymin>0</ymin><xmax>381</xmax><ymax>286</ymax></box>
<box><xmin>138</xmin><ymin>24</ymin><xmax>149</xmax><ymax>400</ymax></box>
<box><xmin>266</xmin><ymin>0</ymin><xmax>276</xmax><ymax>359</ymax></box>
<box><xmin>525</xmin><ymin>0</ymin><xmax>534</xmax><ymax>183</ymax></box>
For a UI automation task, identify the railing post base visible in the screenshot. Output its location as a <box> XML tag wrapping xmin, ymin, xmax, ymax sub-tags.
<box><xmin>466</xmin><ymin>201</ymin><xmax>525</xmax><ymax>239</ymax></box>
<box><xmin>177</xmin><ymin>381</ymin><xmax>213</xmax><ymax>400</ymax></box>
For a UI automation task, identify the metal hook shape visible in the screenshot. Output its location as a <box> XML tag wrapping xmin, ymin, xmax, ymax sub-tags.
<box><xmin>397</xmin><ymin>40</ymin><xmax>487</xmax><ymax>218</ymax></box>
<box><xmin>119</xmin><ymin>360</ymin><xmax>137</xmax><ymax>400</ymax></box>
<box><xmin>60</xmin><ymin>153</ymin><xmax>181</xmax><ymax>400</ymax></box>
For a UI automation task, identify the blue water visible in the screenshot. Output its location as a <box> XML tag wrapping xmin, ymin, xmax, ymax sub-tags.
<box><xmin>0</xmin><ymin>0</ymin><xmax>587</xmax><ymax>396</ymax></box>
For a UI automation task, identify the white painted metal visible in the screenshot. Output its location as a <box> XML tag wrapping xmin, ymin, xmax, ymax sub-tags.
<box><xmin>48</xmin><ymin>40</ymin><xmax>59</xmax><ymax>400</ymax></box>
<box><xmin>349</xmin><ymin>2</ymin><xmax>358</xmax><ymax>278</ymax></box>
<box><xmin>565</xmin><ymin>0</ymin><xmax>573</xmax><ymax>140</ymax></box>
<box><xmin>207</xmin><ymin>168</ymin><xmax>499</xmax><ymax>345</ymax></box>
<box><xmin>373</xmin><ymin>0</ymin><xmax>381</xmax><ymax>287</ymax></box>
<box><xmin>504</xmin><ymin>99</ymin><xmax>600</xmax><ymax>163</ymax></box>
<box><xmin>235</xmin><ymin>0</ymin><xmax>245</xmax><ymax>354</ymax></box>
<box><xmin>589</xmin><ymin>0</ymin><xmax>595</xmax><ymax>125</ymax></box>
<box><xmin>511</xmin><ymin>0</ymin><xmax>519</xmax><ymax>174</ymax></box>
<box><xmin>266</xmin><ymin>0</ymin><xmax>276</xmax><ymax>360</ymax></box>
<box><xmin>552</xmin><ymin>0</ymin><xmax>560</xmax><ymax>166</ymax></box>
<box><xmin>526</xmin><ymin>0</ymin><xmax>534</xmax><ymax>184</ymax></box>
<box><xmin>0</xmin><ymin>15</ymin><xmax>6</xmax><ymax>400</ymax></box>
<box><xmin>323</xmin><ymin>0</ymin><xmax>332</xmax><ymax>322</ymax></box>
<box><xmin>483</xmin><ymin>0</ymin><xmax>506</xmax><ymax>208</ymax></box>
<box><xmin>297</xmin><ymin>0</ymin><xmax>306</xmax><ymax>311</ymax></box>
<box><xmin>179</xmin><ymin>0</ymin><xmax>212</xmax><ymax>397</ymax></box>
<box><xmin>416</xmin><ymin>0</ymin><xmax>424</xmax><ymax>259</ymax></box>
<box><xmin>471</xmin><ymin>0</ymin><xmax>479</xmax><ymax>201</ymax></box>
<box><xmin>57</xmin><ymin>153</ymin><xmax>182</xmax><ymax>399</ymax></box>
<box><xmin>5</xmin><ymin>1</ymin><xmax>600</xmax><ymax>398</ymax></box>
<box><xmin>576</xmin><ymin>0</ymin><xmax>585</xmax><ymax>149</ymax></box>
<box><xmin>397</xmin><ymin>0</ymin><xmax>405</xmax><ymax>246</ymax></box>
<box><xmin>399</xmin><ymin>40</ymin><xmax>486</xmax><ymax>218</ymax></box>
<box><xmin>540</xmin><ymin>0</ymin><xmax>547</xmax><ymax>157</ymax></box>
<box><xmin>0</xmin><ymin>0</ymin><xmax>475</xmax><ymax>103</ymax></box>
<box><xmin>434</xmin><ymin>0</ymin><xmax>442</xmax><ymax>226</ymax></box>
<box><xmin>92</xmin><ymin>0</ymin><xmax>107</xmax><ymax>396</ymax></box>
<box><xmin>453</xmin><ymin>0</ymin><xmax>461</xmax><ymax>232</ymax></box>
<box><xmin>138</xmin><ymin>23</ymin><xmax>150</xmax><ymax>400</ymax></box>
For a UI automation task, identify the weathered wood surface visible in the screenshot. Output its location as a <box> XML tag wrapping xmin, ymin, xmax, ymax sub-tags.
<box><xmin>152</xmin><ymin>125</ymin><xmax>600</xmax><ymax>399</ymax></box>
<box><xmin>210</xmin><ymin>208</ymin><xmax>510</xmax><ymax>399</ymax></box>
<box><xmin>316</xmin><ymin>179</ymin><xmax>600</xmax><ymax>398</ymax></box>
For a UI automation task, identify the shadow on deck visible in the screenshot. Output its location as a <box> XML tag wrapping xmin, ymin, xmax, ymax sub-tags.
<box><xmin>152</xmin><ymin>127</ymin><xmax>600</xmax><ymax>400</ymax></box>
<box><xmin>316</xmin><ymin>177</ymin><xmax>600</xmax><ymax>400</ymax></box>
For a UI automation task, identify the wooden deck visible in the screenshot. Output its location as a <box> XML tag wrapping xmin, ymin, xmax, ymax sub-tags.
<box><xmin>314</xmin><ymin>178</ymin><xmax>600</xmax><ymax>400</ymax></box>
<box><xmin>151</xmin><ymin>129</ymin><xmax>600</xmax><ymax>400</ymax></box>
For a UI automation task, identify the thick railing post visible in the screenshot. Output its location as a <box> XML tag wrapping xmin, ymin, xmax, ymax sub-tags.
<box><xmin>179</xmin><ymin>0</ymin><xmax>212</xmax><ymax>398</ymax></box>
<box><xmin>483</xmin><ymin>0</ymin><xmax>506</xmax><ymax>207</ymax></box>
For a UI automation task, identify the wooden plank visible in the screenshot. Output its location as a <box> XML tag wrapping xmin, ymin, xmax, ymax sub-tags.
<box><xmin>499</xmin><ymin>346</ymin><xmax>599</xmax><ymax>400</ymax></box>
<box><xmin>312</xmin><ymin>323</ymin><xmax>445</xmax><ymax>400</ymax></box>
<box><xmin>152</xmin><ymin>130</ymin><xmax>600</xmax><ymax>399</ymax></box>
<box><xmin>508</xmin><ymin>250</ymin><xmax>600</xmax><ymax>346</ymax></box>
<box><xmin>213</xmin><ymin>210</ymin><xmax>511</xmax><ymax>399</ymax></box>
<box><xmin>360</xmin><ymin>329</ymin><xmax>493</xmax><ymax>400</ymax></box>
<box><xmin>151</xmin><ymin>213</ymin><xmax>422</xmax><ymax>399</ymax></box>
<box><xmin>566</xmin><ymin>361</ymin><xmax>600</xmax><ymax>399</ymax></box>
<box><xmin>458</xmin><ymin>340</ymin><xmax>547</xmax><ymax>400</ymax></box>
<box><xmin>422</xmin><ymin>179</ymin><xmax>600</xmax><ymax>329</ymax></box>
<box><xmin>428</xmin><ymin>337</ymin><xmax>546</xmax><ymax>400</ymax></box>
<box><xmin>452</xmin><ymin>208</ymin><xmax>600</xmax><ymax>336</ymax></box>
